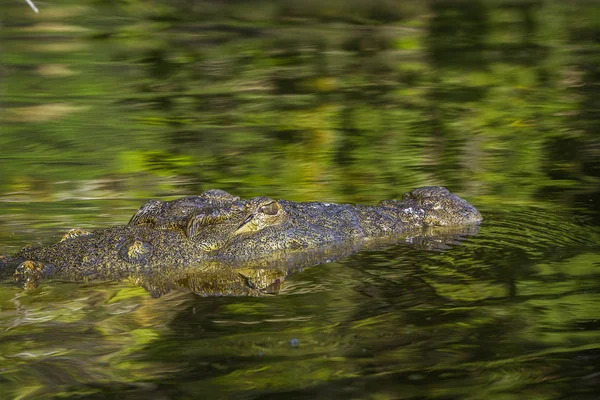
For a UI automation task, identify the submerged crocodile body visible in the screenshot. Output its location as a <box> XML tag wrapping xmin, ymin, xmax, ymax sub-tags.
<box><xmin>0</xmin><ymin>187</ymin><xmax>482</xmax><ymax>296</ymax></box>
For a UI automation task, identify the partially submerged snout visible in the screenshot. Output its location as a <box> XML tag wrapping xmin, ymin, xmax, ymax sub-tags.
<box><xmin>408</xmin><ymin>186</ymin><xmax>482</xmax><ymax>225</ymax></box>
<box><xmin>381</xmin><ymin>186</ymin><xmax>482</xmax><ymax>227</ymax></box>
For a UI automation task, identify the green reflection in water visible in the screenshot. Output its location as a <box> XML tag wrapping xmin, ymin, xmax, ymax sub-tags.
<box><xmin>0</xmin><ymin>206</ymin><xmax>598</xmax><ymax>399</ymax></box>
<box><xmin>0</xmin><ymin>0</ymin><xmax>598</xmax><ymax>207</ymax></box>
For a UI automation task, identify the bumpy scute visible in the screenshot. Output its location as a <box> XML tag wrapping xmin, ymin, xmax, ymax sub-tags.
<box><xmin>128</xmin><ymin>199</ymin><xmax>163</xmax><ymax>226</ymax></box>
<box><xmin>128</xmin><ymin>189</ymin><xmax>244</xmax><ymax>233</ymax></box>
<box><xmin>118</xmin><ymin>239</ymin><xmax>153</xmax><ymax>264</ymax></box>
<box><xmin>186</xmin><ymin>208</ymin><xmax>245</xmax><ymax>238</ymax></box>
<box><xmin>200</xmin><ymin>189</ymin><xmax>240</xmax><ymax>202</ymax></box>
<box><xmin>60</xmin><ymin>228</ymin><xmax>92</xmax><ymax>242</ymax></box>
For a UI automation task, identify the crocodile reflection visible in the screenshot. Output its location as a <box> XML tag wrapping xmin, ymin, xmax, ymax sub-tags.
<box><xmin>0</xmin><ymin>187</ymin><xmax>482</xmax><ymax>296</ymax></box>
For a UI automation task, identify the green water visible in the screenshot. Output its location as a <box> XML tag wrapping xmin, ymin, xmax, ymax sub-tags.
<box><xmin>1</xmin><ymin>0</ymin><xmax>599</xmax><ymax>398</ymax></box>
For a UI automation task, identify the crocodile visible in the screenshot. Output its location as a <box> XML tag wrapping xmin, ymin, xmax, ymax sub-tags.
<box><xmin>0</xmin><ymin>186</ymin><xmax>482</xmax><ymax>296</ymax></box>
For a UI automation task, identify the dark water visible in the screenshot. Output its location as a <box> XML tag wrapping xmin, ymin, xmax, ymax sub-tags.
<box><xmin>1</xmin><ymin>0</ymin><xmax>599</xmax><ymax>399</ymax></box>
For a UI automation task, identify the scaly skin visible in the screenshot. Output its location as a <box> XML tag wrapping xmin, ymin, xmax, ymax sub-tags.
<box><xmin>0</xmin><ymin>186</ymin><xmax>482</xmax><ymax>295</ymax></box>
<box><xmin>128</xmin><ymin>189</ymin><xmax>245</xmax><ymax>234</ymax></box>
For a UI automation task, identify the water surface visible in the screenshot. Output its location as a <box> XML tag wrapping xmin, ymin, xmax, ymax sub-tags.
<box><xmin>1</xmin><ymin>0</ymin><xmax>599</xmax><ymax>398</ymax></box>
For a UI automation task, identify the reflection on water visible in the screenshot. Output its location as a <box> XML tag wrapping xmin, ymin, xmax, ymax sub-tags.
<box><xmin>1</xmin><ymin>0</ymin><xmax>600</xmax><ymax>398</ymax></box>
<box><xmin>0</xmin><ymin>206</ymin><xmax>598</xmax><ymax>399</ymax></box>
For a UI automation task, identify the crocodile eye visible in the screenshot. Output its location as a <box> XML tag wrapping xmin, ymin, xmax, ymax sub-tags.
<box><xmin>260</xmin><ymin>202</ymin><xmax>279</xmax><ymax>216</ymax></box>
